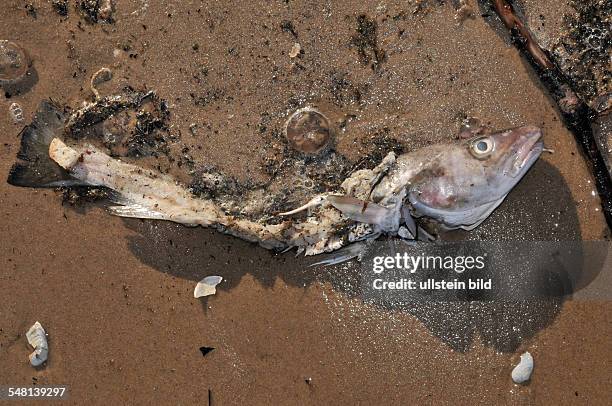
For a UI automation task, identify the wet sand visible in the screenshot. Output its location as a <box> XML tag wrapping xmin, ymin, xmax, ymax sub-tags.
<box><xmin>1</xmin><ymin>1</ymin><xmax>610</xmax><ymax>404</ymax></box>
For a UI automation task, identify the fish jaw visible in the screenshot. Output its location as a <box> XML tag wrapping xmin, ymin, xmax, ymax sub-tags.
<box><xmin>506</xmin><ymin>126</ymin><xmax>544</xmax><ymax>177</ymax></box>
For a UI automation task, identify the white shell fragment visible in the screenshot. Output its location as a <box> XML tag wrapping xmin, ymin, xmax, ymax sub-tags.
<box><xmin>511</xmin><ymin>351</ymin><xmax>533</xmax><ymax>384</ymax></box>
<box><xmin>26</xmin><ymin>321</ymin><xmax>48</xmax><ymax>367</ymax></box>
<box><xmin>289</xmin><ymin>42</ymin><xmax>301</xmax><ymax>58</ymax></box>
<box><xmin>194</xmin><ymin>276</ymin><xmax>223</xmax><ymax>298</ymax></box>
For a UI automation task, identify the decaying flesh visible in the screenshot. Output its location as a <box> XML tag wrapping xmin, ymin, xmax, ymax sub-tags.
<box><xmin>8</xmin><ymin>101</ymin><xmax>544</xmax><ymax>259</ymax></box>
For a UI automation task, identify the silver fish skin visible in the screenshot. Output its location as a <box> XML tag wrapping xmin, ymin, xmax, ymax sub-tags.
<box><xmin>369</xmin><ymin>126</ymin><xmax>544</xmax><ymax>230</ymax></box>
<box><xmin>48</xmin><ymin>137</ymin><xmax>349</xmax><ymax>254</ymax></box>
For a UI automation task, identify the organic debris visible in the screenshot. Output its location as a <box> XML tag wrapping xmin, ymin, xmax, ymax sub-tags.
<box><xmin>289</xmin><ymin>43</ymin><xmax>301</xmax><ymax>58</ymax></box>
<box><xmin>90</xmin><ymin>67</ymin><xmax>113</xmax><ymax>100</ymax></box>
<box><xmin>9</xmin><ymin>102</ymin><xmax>24</xmax><ymax>123</ymax></box>
<box><xmin>78</xmin><ymin>0</ymin><xmax>115</xmax><ymax>24</ymax></box>
<box><xmin>492</xmin><ymin>0</ymin><xmax>553</xmax><ymax>69</ymax></box>
<box><xmin>455</xmin><ymin>0</ymin><xmax>475</xmax><ymax>23</ymax></box>
<box><xmin>51</xmin><ymin>0</ymin><xmax>69</xmax><ymax>16</ymax></box>
<box><xmin>61</xmin><ymin>186</ymin><xmax>111</xmax><ymax>206</ymax></box>
<box><xmin>64</xmin><ymin>88</ymin><xmax>171</xmax><ymax>158</ymax></box>
<box><xmin>350</xmin><ymin>15</ymin><xmax>386</xmax><ymax>71</ymax></box>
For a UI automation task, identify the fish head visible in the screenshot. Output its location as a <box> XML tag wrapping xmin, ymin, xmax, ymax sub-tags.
<box><xmin>408</xmin><ymin>125</ymin><xmax>543</xmax><ymax>230</ymax></box>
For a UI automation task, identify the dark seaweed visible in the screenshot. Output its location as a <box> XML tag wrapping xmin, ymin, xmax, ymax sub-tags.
<box><xmin>65</xmin><ymin>88</ymin><xmax>171</xmax><ymax>158</ymax></box>
<box><xmin>483</xmin><ymin>0</ymin><xmax>612</xmax><ymax>228</ymax></box>
<box><xmin>558</xmin><ymin>0</ymin><xmax>611</xmax><ymax>106</ymax></box>
<box><xmin>350</xmin><ymin>15</ymin><xmax>387</xmax><ymax>72</ymax></box>
<box><xmin>52</xmin><ymin>0</ymin><xmax>69</xmax><ymax>17</ymax></box>
<box><xmin>280</xmin><ymin>20</ymin><xmax>298</xmax><ymax>38</ymax></box>
<box><xmin>328</xmin><ymin>71</ymin><xmax>366</xmax><ymax>106</ymax></box>
<box><xmin>352</xmin><ymin>128</ymin><xmax>405</xmax><ymax>172</ymax></box>
<box><xmin>77</xmin><ymin>0</ymin><xmax>114</xmax><ymax>24</ymax></box>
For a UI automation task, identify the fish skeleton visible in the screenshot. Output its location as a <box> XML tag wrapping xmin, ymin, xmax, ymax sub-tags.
<box><xmin>7</xmin><ymin>101</ymin><xmax>544</xmax><ymax>261</ymax></box>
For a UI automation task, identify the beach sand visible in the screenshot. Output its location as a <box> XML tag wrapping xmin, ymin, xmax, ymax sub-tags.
<box><xmin>1</xmin><ymin>1</ymin><xmax>610</xmax><ymax>404</ymax></box>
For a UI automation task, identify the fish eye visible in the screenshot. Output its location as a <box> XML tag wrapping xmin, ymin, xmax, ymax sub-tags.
<box><xmin>470</xmin><ymin>137</ymin><xmax>494</xmax><ymax>156</ymax></box>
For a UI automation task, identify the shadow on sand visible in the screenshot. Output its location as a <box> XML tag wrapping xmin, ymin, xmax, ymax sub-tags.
<box><xmin>122</xmin><ymin>160</ymin><xmax>593</xmax><ymax>352</ymax></box>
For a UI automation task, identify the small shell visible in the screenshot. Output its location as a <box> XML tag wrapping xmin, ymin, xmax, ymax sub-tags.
<box><xmin>511</xmin><ymin>351</ymin><xmax>533</xmax><ymax>384</ymax></box>
<box><xmin>90</xmin><ymin>67</ymin><xmax>113</xmax><ymax>99</ymax></box>
<box><xmin>0</xmin><ymin>40</ymin><xmax>30</xmax><ymax>83</ymax></box>
<box><xmin>26</xmin><ymin>321</ymin><xmax>48</xmax><ymax>367</ymax></box>
<box><xmin>284</xmin><ymin>107</ymin><xmax>333</xmax><ymax>155</ymax></box>
<box><xmin>194</xmin><ymin>275</ymin><xmax>223</xmax><ymax>298</ymax></box>
<box><xmin>9</xmin><ymin>102</ymin><xmax>24</xmax><ymax>122</ymax></box>
<box><xmin>289</xmin><ymin>43</ymin><xmax>301</xmax><ymax>58</ymax></box>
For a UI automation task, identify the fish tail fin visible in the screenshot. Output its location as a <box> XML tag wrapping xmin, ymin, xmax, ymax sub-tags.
<box><xmin>7</xmin><ymin>101</ymin><xmax>82</xmax><ymax>188</ymax></box>
<box><xmin>309</xmin><ymin>241</ymin><xmax>370</xmax><ymax>267</ymax></box>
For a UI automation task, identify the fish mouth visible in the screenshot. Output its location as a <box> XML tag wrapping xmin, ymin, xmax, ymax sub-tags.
<box><xmin>509</xmin><ymin>126</ymin><xmax>543</xmax><ymax>177</ymax></box>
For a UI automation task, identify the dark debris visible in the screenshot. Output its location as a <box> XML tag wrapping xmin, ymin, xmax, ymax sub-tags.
<box><xmin>557</xmin><ymin>0</ymin><xmax>611</xmax><ymax>106</ymax></box>
<box><xmin>52</xmin><ymin>0</ymin><xmax>69</xmax><ymax>17</ymax></box>
<box><xmin>65</xmin><ymin>88</ymin><xmax>171</xmax><ymax>158</ymax></box>
<box><xmin>351</xmin><ymin>14</ymin><xmax>387</xmax><ymax>71</ymax></box>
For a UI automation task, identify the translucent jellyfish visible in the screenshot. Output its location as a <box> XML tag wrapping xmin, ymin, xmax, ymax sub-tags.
<box><xmin>284</xmin><ymin>107</ymin><xmax>333</xmax><ymax>155</ymax></box>
<box><xmin>0</xmin><ymin>40</ymin><xmax>30</xmax><ymax>83</ymax></box>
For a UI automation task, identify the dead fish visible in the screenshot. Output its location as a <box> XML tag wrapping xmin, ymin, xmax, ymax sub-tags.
<box><xmin>7</xmin><ymin>101</ymin><xmax>544</xmax><ymax>261</ymax></box>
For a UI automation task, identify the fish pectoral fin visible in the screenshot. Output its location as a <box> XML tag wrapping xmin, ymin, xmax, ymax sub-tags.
<box><xmin>458</xmin><ymin>196</ymin><xmax>507</xmax><ymax>231</ymax></box>
<box><xmin>107</xmin><ymin>204</ymin><xmax>170</xmax><ymax>220</ymax></box>
<box><xmin>326</xmin><ymin>195</ymin><xmax>392</xmax><ymax>226</ymax></box>
<box><xmin>309</xmin><ymin>242</ymin><xmax>369</xmax><ymax>267</ymax></box>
